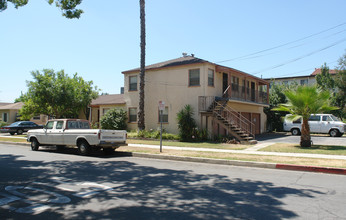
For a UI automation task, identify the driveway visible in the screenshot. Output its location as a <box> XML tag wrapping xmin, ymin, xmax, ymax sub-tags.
<box><xmin>256</xmin><ymin>132</ymin><xmax>346</xmax><ymax>146</ymax></box>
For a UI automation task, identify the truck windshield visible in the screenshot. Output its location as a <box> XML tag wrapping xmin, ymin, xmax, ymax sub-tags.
<box><xmin>331</xmin><ymin>115</ymin><xmax>341</xmax><ymax>121</ymax></box>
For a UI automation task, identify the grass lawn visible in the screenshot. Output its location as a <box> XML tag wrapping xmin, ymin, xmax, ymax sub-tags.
<box><xmin>260</xmin><ymin>143</ymin><xmax>346</xmax><ymax>155</ymax></box>
<box><xmin>127</xmin><ymin>139</ymin><xmax>248</xmax><ymax>150</ymax></box>
<box><xmin>0</xmin><ymin>137</ymin><xmax>27</xmax><ymax>143</ymax></box>
<box><xmin>120</xmin><ymin>146</ymin><xmax>346</xmax><ymax>168</ymax></box>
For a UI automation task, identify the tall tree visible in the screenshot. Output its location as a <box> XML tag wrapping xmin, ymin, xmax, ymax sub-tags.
<box><xmin>138</xmin><ymin>0</ymin><xmax>146</xmax><ymax>130</ymax></box>
<box><xmin>0</xmin><ymin>0</ymin><xmax>83</xmax><ymax>19</ymax></box>
<box><xmin>19</xmin><ymin>69</ymin><xmax>99</xmax><ymax>119</ymax></box>
<box><xmin>273</xmin><ymin>86</ymin><xmax>338</xmax><ymax>147</ymax></box>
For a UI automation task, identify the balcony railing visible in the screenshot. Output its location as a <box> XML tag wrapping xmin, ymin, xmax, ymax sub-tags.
<box><xmin>228</xmin><ymin>84</ymin><xmax>268</xmax><ymax>104</ymax></box>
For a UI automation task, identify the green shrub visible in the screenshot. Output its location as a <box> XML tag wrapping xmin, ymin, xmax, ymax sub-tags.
<box><xmin>100</xmin><ymin>109</ymin><xmax>127</xmax><ymax>130</ymax></box>
<box><xmin>0</xmin><ymin>121</ymin><xmax>8</xmax><ymax>128</ymax></box>
<box><xmin>128</xmin><ymin>129</ymin><xmax>179</xmax><ymax>141</ymax></box>
<box><xmin>177</xmin><ymin>105</ymin><xmax>198</xmax><ymax>141</ymax></box>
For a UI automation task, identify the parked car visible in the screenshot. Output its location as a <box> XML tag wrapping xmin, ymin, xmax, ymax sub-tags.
<box><xmin>0</xmin><ymin>121</ymin><xmax>43</xmax><ymax>135</ymax></box>
<box><xmin>283</xmin><ymin>114</ymin><xmax>345</xmax><ymax>137</ymax></box>
<box><xmin>27</xmin><ymin>119</ymin><xmax>127</xmax><ymax>155</ymax></box>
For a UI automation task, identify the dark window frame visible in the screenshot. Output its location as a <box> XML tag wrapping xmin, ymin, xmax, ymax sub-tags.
<box><xmin>188</xmin><ymin>69</ymin><xmax>200</xmax><ymax>87</ymax></box>
<box><xmin>208</xmin><ymin>69</ymin><xmax>214</xmax><ymax>87</ymax></box>
<box><xmin>129</xmin><ymin>75</ymin><xmax>138</xmax><ymax>91</ymax></box>
<box><xmin>129</xmin><ymin>107</ymin><xmax>137</xmax><ymax>123</ymax></box>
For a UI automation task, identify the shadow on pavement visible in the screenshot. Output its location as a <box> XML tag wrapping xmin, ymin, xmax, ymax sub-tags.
<box><xmin>0</xmin><ymin>153</ymin><xmax>324</xmax><ymax>219</ymax></box>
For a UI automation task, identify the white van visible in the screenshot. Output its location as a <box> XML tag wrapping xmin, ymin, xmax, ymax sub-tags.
<box><xmin>283</xmin><ymin>114</ymin><xmax>345</xmax><ymax>137</ymax></box>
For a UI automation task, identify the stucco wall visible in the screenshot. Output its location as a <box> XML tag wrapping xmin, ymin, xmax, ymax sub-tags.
<box><xmin>124</xmin><ymin>63</ymin><xmax>223</xmax><ymax>133</ymax></box>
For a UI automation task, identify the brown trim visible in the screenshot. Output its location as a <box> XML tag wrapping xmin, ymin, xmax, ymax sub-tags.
<box><xmin>122</xmin><ymin>61</ymin><xmax>208</xmax><ymax>74</ymax></box>
<box><xmin>216</xmin><ymin>65</ymin><xmax>268</xmax><ymax>85</ymax></box>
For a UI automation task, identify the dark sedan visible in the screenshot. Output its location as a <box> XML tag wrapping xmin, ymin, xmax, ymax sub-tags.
<box><xmin>0</xmin><ymin>121</ymin><xmax>43</xmax><ymax>135</ymax></box>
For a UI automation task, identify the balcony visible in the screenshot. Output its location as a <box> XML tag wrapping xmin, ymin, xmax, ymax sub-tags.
<box><xmin>225</xmin><ymin>84</ymin><xmax>268</xmax><ymax>105</ymax></box>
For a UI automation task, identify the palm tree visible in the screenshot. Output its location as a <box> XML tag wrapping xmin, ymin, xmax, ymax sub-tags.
<box><xmin>138</xmin><ymin>0</ymin><xmax>146</xmax><ymax>130</ymax></box>
<box><xmin>273</xmin><ymin>85</ymin><xmax>338</xmax><ymax>147</ymax></box>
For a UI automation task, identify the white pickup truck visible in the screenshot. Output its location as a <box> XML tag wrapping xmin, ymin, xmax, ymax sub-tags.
<box><xmin>27</xmin><ymin>119</ymin><xmax>127</xmax><ymax>155</ymax></box>
<box><xmin>283</xmin><ymin>114</ymin><xmax>345</xmax><ymax>137</ymax></box>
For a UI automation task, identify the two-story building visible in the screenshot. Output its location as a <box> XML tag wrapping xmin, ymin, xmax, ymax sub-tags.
<box><xmin>122</xmin><ymin>54</ymin><xmax>269</xmax><ymax>143</ymax></box>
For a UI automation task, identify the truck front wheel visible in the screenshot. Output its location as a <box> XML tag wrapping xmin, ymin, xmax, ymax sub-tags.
<box><xmin>78</xmin><ymin>140</ymin><xmax>90</xmax><ymax>156</ymax></box>
<box><xmin>329</xmin><ymin>129</ymin><xmax>340</xmax><ymax>137</ymax></box>
<box><xmin>291</xmin><ymin>128</ymin><xmax>300</xmax><ymax>136</ymax></box>
<box><xmin>31</xmin><ymin>138</ymin><xmax>40</xmax><ymax>151</ymax></box>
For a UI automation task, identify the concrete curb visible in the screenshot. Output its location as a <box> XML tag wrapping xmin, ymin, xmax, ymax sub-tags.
<box><xmin>121</xmin><ymin>151</ymin><xmax>346</xmax><ymax>175</ymax></box>
<box><xmin>1</xmin><ymin>141</ymin><xmax>346</xmax><ymax>175</ymax></box>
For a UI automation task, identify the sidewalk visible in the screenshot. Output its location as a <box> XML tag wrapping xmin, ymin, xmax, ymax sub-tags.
<box><xmin>128</xmin><ymin>143</ymin><xmax>346</xmax><ymax>160</ymax></box>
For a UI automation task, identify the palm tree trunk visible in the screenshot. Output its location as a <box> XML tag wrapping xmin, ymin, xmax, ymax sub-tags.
<box><xmin>138</xmin><ymin>0</ymin><xmax>146</xmax><ymax>130</ymax></box>
<box><xmin>300</xmin><ymin>118</ymin><xmax>311</xmax><ymax>147</ymax></box>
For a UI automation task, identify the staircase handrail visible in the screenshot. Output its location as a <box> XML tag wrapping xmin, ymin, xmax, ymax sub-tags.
<box><xmin>213</xmin><ymin>101</ymin><xmax>255</xmax><ymax>138</ymax></box>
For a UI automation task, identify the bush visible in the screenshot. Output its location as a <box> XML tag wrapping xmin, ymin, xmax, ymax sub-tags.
<box><xmin>128</xmin><ymin>129</ymin><xmax>179</xmax><ymax>141</ymax></box>
<box><xmin>0</xmin><ymin>121</ymin><xmax>8</xmax><ymax>128</ymax></box>
<box><xmin>100</xmin><ymin>109</ymin><xmax>127</xmax><ymax>130</ymax></box>
<box><xmin>177</xmin><ymin>105</ymin><xmax>198</xmax><ymax>141</ymax></box>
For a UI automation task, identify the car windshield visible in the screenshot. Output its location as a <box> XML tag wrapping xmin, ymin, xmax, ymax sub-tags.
<box><xmin>331</xmin><ymin>115</ymin><xmax>342</xmax><ymax>121</ymax></box>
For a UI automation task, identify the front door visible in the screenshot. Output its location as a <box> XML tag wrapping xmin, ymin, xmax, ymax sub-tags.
<box><xmin>252</xmin><ymin>113</ymin><xmax>261</xmax><ymax>135</ymax></box>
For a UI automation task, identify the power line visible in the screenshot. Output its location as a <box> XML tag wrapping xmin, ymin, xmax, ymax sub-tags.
<box><xmin>251</xmin><ymin>37</ymin><xmax>346</xmax><ymax>75</ymax></box>
<box><xmin>216</xmin><ymin>22</ymin><xmax>346</xmax><ymax>63</ymax></box>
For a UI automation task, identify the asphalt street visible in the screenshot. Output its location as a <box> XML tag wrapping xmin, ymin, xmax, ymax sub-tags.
<box><xmin>1</xmin><ymin>143</ymin><xmax>346</xmax><ymax>219</ymax></box>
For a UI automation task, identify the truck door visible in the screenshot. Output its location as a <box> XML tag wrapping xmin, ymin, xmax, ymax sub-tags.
<box><xmin>308</xmin><ymin>115</ymin><xmax>321</xmax><ymax>133</ymax></box>
<box><xmin>50</xmin><ymin>121</ymin><xmax>65</xmax><ymax>145</ymax></box>
<box><xmin>40</xmin><ymin>121</ymin><xmax>55</xmax><ymax>144</ymax></box>
<box><xmin>321</xmin><ymin>115</ymin><xmax>333</xmax><ymax>133</ymax></box>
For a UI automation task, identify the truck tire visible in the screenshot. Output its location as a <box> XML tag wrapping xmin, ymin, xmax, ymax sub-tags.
<box><xmin>329</xmin><ymin>129</ymin><xmax>340</xmax><ymax>137</ymax></box>
<box><xmin>31</xmin><ymin>138</ymin><xmax>40</xmax><ymax>151</ymax></box>
<box><xmin>291</xmin><ymin>128</ymin><xmax>300</xmax><ymax>136</ymax></box>
<box><xmin>78</xmin><ymin>140</ymin><xmax>90</xmax><ymax>156</ymax></box>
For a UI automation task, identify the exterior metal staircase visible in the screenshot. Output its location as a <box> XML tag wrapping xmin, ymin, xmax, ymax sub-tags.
<box><xmin>208</xmin><ymin>99</ymin><xmax>256</xmax><ymax>144</ymax></box>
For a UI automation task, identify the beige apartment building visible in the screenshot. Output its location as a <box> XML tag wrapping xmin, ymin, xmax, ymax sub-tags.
<box><xmin>122</xmin><ymin>55</ymin><xmax>269</xmax><ymax>142</ymax></box>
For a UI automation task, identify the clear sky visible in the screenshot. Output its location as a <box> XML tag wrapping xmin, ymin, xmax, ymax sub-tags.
<box><xmin>1</xmin><ymin>0</ymin><xmax>345</xmax><ymax>102</ymax></box>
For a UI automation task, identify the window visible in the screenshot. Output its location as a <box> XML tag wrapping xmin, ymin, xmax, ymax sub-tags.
<box><xmin>67</xmin><ymin>121</ymin><xmax>78</xmax><ymax>129</ymax></box>
<box><xmin>322</xmin><ymin>116</ymin><xmax>332</xmax><ymax>122</ymax></box>
<box><xmin>103</xmin><ymin>108</ymin><xmax>110</xmax><ymax>115</ymax></box>
<box><xmin>129</xmin><ymin>108</ymin><xmax>137</xmax><ymax>123</ymax></box>
<box><xmin>2</xmin><ymin>113</ymin><xmax>8</xmax><ymax>122</ymax></box>
<box><xmin>300</xmin><ymin>79</ymin><xmax>308</xmax><ymax>85</ymax></box>
<box><xmin>56</xmin><ymin>121</ymin><xmax>64</xmax><ymax>129</ymax></box>
<box><xmin>159</xmin><ymin>107</ymin><xmax>168</xmax><ymax>123</ymax></box>
<box><xmin>309</xmin><ymin>115</ymin><xmax>321</xmax><ymax>121</ymax></box>
<box><xmin>129</xmin><ymin>76</ymin><xmax>138</xmax><ymax>91</ymax></box>
<box><xmin>208</xmin><ymin>69</ymin><xmax>214</xmax><ymax>87</ymax></box>
<box><xmin>46</xmin><ymin>121</ymin><xmax>54</xmax><ymax>129</ymax></box>
<box><xmin>189</xmin><ymin>69</ymin><xmax>200</xmax><ymax>86</ymax></box>
<box><xmin>33</xmin><ymin>115</ymin><xmax>40</xmax><ymax>120</ymax></box>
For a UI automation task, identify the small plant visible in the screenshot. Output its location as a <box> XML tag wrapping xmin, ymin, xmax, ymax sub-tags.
<box><xmin>100</xmin><ymin>109</ymin><xmax>127</xmax><ymax>130</ymax></box>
